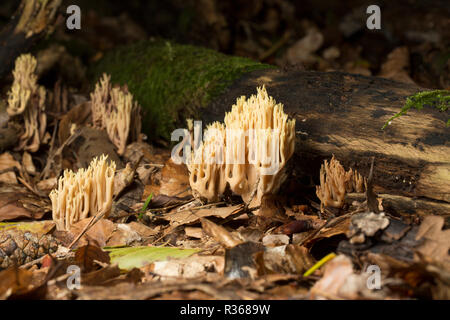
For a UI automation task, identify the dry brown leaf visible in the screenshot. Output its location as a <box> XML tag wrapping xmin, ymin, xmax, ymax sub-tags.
<box><xmin>0</xmin><ymin>152</ymin><xmax>20</xmax><ymax>184</ymax></box>
<box><xmin>310</xmin><ymin>254</ymin><xmax>390</xmax><ymax>299</ymax></box>
<box><xmin>164</xmin><ymin>205</ymin><xmax>241</xmax><ymax>226</ymax></box>
<box><xmin>310</xmin><ymin>255</ymin><xmax>355</xmax><ymax>299</ymax></box>
<box><xmin>36</xmin><ymin>177</ymin><xmax>57</xmax><ymax>192</ymax></box>
<box><xmin>58</xmin><ymin>101</ymin><xmax>91</xmax><ymax>144</ymax></box>
<box><xmin>262</xmin><ymin>234</ymin><xmax>290</xmax><ymax>247</ymax></box>
<box><xmin>81</xmin><ymin>264</ymin><xmax>122</xmax><ymax>286</ymax></box>
<box><xmin>22</xmin><ymin>152</ymin><xmax>36</xmax><ymax>175</ymax></box>
<box><xmin>0</xmin><ymin>267</ymin><xmax>34</xmax><ymax>299</ymax></box>
<box><xmin>379</xmin><ymin>47</ymin><xmax>416</xmax><ymax>84</ymax></box>
<box><xmin>127</xmin><ymin>221</ymin><xmax>158</xmax><ymax>238</ymax></box>
<box><xmin>285</xmin><ymin>27</ymin><xmax>323</xmax><ymax>65</ymax></box>
<box><xmin>200</xmin><ymin>218</ymin><xmax>242</xmax><ymax>248</ymax></box>
<box><xmin>415</xmin><ymin>215</ymin><xmax>450</xmax><ymax>269</ymax></box>
<box><xmin>67</xmin><ymin>218</ymin><xmax>115</xmax><ymax>248</ymax></box>
<box><xmin>75</xmin><ymin>244</ymin><xmax>111</xmax><ymax>273</ymax></box>
<box><xmin>106</xmin><ymin>223</ymin><xmax>141</xmax><ymax>247</ymax></box>
<box><xmin>143</xmin><ymin>158</ymin><xmax>190</xmax><ymax>198</ymax></box>
<box><xmin>0</xmin><ymin>190</ymin><xmax>48</xmax><ymax>221</ymax></box>
<box><xmin>304</xmin><ymin>216</ymin><xmax>351</xmax><ymax>247</ymax></box>
<box><xmin>185</xmin><ymin>227</ymin><xmax>203</xmax><ymax>239</ymax></box>
<box><xmin>258</xmin><ymin>244</ymin><xmax>315</xmax><ymax>276</ymax></box>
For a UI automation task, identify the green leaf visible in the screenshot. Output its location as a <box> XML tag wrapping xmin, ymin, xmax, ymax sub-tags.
<box><xmin>106</xmin><ymin>246</ymin><xmax>200</xmax><ymax>270</ymax></box>
<box><xmin>138</xmin><ymin>193</ymin><xmax>153</xmax><ymax>220</ymax></box>
<box><xmin>0</xmin><ymin>220</ymin><xmax>55</xmax><ymax>235</ymax></box>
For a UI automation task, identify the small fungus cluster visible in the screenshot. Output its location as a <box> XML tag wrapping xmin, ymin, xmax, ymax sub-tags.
<box><xmin>315</xmin><ymin>155</ymin><xmax>366</xmax><ymax>212</ymax></box>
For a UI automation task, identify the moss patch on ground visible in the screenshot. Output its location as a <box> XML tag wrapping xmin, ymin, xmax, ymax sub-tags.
<box><xmin>90</xmin><ymin>40</ymin><xmax>274</xmax><ymax>141</ymax></box>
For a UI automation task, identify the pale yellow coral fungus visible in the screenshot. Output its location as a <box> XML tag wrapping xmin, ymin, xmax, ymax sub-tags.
<box><xmin>7</xmin><ymin>54</ymin><xmax>46</xmax><ymax>152</ymax></box>
<box><xmin>315</xmin><ymin>155</ymin><xmax>366</xmax><ymax>213</ymax></box>
<box><xmin>91</xmin><ymin>73</ymin><xmax>141</xmax><ymax>155</ymax></box>
<box><xmin>187</xmin><ymin>85</ymin><xmax>296</xmax><ymax>205</ymax></box>
<box><xmin>50</xmin><ymin>155</ymin><xmax>116</xmax><ymax>231</ymax></box>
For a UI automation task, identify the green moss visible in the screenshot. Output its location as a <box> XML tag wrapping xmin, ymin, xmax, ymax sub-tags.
<box><xmin>382</xmin><ymin>90</ymin><xmax>450</xmax><ymax>129</ymax></box>
<box><xmin>90</xmin><ymin>40</ymin><xmax>274</xmax><ymax>140</ymax></box>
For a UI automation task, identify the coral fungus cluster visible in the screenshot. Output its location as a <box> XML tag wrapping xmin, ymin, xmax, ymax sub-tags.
<box><xmin>91</xmin><ymin>73</ymin><xmax>141</xmax><ymax>155</ymax></box>
<box><xmin>7</xmin><ymin>54</ymin><xmax>47</xmax><ymax>152</ymax></box>
<box><xmin>187</xmin><ymin>86</ymin><xmax>296</xmax><ymax>205</ymax></box>
<box><xmin>50</xmin><ymin>155</ymin><xmax>116</xmax><ymax>231</ymax></box>
<box><xmin>315</xmin><ymin>155</ymin><xmax>366</xmax><ymax>212</ymax></box>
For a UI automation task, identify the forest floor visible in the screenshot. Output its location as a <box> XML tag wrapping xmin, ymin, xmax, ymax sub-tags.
<box><xmin>0</xmin><ymin>0</ymin><xmax>448</xmax><ymax>300</ymax></box>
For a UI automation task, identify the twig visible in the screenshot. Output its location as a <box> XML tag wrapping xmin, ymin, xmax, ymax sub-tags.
<box><xmin>68</xmin><ymin>207</ymin><xmax>108</xmax><ymax>249</ymax></box>
<box><xmin>243</xmin><ymin>176</ymin><xmax>260</xmax><ymax>212</ymax></box>
<box><xmin>19</xmin><ymin>255</ymin><xmax>45</xmax><ymax>269</ymax></box>
<box><xmin>39</xmin><ymin>128</ymin><xmax>82</xmax><ymax>181</ymax></box>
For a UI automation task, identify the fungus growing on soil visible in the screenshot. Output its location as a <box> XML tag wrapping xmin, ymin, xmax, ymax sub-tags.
<box><xmin>188</xmin><ymin>121</ymin><xmax>227</xmax><ymax>202</ymax></box>
<box><xmin>50</xmin><ymin>155</ymin><xmax>116</xmax><ymax>231</ymax></box>
<box><xmin>91</xmin><ymin>73</ymin><xmax>142</xmax><ymax>155</ymax></box>
<box><xmin>7</xmin><ymin>54</ymin><xmax>47</xmax><ymax>152</ymax></box>
<box><xmin>187</xmin><ymin>86</ymin><xmax>296</xmax><ymax>206</ymax></box>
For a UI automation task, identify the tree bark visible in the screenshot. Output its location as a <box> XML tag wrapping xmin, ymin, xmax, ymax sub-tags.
<box><xmin>0</xmin><ymin>0</ymin><xmax>62</xmax><ymax>78</ymax></box>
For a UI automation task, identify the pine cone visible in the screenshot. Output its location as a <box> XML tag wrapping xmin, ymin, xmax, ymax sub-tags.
<box><xmin>0</xmin><ymin>229</ymin><xmax>59</xmax><ymax>270</ymax></box>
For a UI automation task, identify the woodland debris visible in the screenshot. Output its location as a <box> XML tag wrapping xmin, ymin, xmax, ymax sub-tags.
<box><xmin>224</xmin><ymin>242</ymin><xmax>264</xmax><ymax>279</ymax></box>
<box><xmin>0</xmin><ymin>0</ymin><xmax>62</xmax><ymax>78</ymax></box>
<box><xmin>75</xmin><ymin>244</ymin><xmax>111</xmax><ymax>273</ymax></box>
<box><xmin>347</xmin><ymin>212</ymin><xmax>390</xmax><ymax>244</ymax></box>
<box><xmin>61</xmin><ymin>218</ymin><xmax>115</xmax><ymax>248</ymax></box>
<box><xmin>0</xmin><ymin>186</ymin><xmax>48</xmax><ymax>222</ymax></box>
<box><xmin>200</xmin><ymin>218</ymin><xmax>242</xmax><ymax>248</ymax></box>
<box><xmin>262</xmin><ymin>234</ymin><xmax>289</xmax><ymax>247</ymax></box>
<box><xmin>415</xmin><ymin>215</ymin><xmax>450</xmax><ymax>270</ymax></box>
<box><xmin>309</xmin><ymin>254</ymin><xmax>389</xmax><ymax>299</ymax></box>
<box><xmin>0</xmin><ymin>152</ymin><xmax>20</xmax><ymax>184</ymax></box>
<box><xmin>0</xmin><ymin>229</ymin><xmax>58</xmax><ymax>270</ymax></box>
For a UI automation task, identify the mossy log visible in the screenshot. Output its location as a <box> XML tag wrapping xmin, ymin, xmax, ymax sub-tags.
<box><xmin>92</xmin><ymin>41</ymin><xmax>450</xmax><ymax>215</ymax></box>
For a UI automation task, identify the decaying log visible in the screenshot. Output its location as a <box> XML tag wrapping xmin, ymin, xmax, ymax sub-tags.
<box><xmin>345</xmin><ymin>192</ymin><xmax>450</xmax><ymax>226</ymax></box>
<box><xmin>203</xmin><ymin>69</ymin><xmax>449</xmax><ymax>206</ymax></box>
<box><xmin>94</xmin><ymin>41</ymin><xmax>449</xmax><ymax>211</ymax></box>
<box><xmin>0</xmin><ymin>0</ymin><xmax>62</xmax><ymax>78</ymax></box>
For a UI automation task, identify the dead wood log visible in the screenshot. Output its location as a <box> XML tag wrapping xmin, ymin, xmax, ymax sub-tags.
<box><xmin>203</xmin><ymin>69</ymin><xmax>450</xmax><ymax>206</ymax></box>
<box><xmin>346</xmin><ymin>193</ymin><xmax>450</xmax><ymax>226</ymax></box>
<box><xmin>93</xmin><ymin>41</ymin><xmax>449</xmax><ymax>209</ymax></box>
<box><xmin>0</xmin><ymin>0</ymin><xmax>62</xmax><ymax>78</ymax></box>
